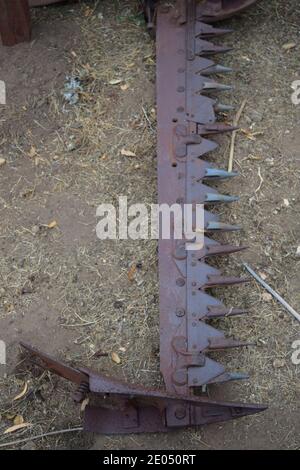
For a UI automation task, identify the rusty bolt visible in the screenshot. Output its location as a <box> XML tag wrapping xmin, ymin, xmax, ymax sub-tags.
<box><xmin>176</xmin><ymin>308</ymin><xmax>185</xmax><ymax>317</ymax></box>
<box><xmin>175</xmin><ymin>407</ymin><xmax>187</xmax><ymax>420</ymax></box>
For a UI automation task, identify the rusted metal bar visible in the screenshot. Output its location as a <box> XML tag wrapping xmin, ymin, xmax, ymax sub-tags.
<box><xmin>197</xmin><ymin>0</ymin><xmax>259</xmax><ymax>23</ymax></box>
<box><xmin>157</xmin><ymin>0</ymin><xmax>251</xmax><ymax>399</ymax></box>
<box><xmin>0</xmin><ymin>0</ymin><xmax>31</xmax><ymax>46</ymax></box>
<box><xmin>21</xmin><ymin>343</ymin><xmax>267</xmax><ymax>433</ymax></box>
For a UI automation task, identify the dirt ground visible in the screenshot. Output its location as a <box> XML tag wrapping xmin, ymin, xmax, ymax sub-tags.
<box><xmin>0</xmin><ymin>0</ymin><xmax>299</xmax><ymax>450</ymax></box>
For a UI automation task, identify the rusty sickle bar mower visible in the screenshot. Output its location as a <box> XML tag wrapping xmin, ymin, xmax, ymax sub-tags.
<box><xmin>21</xmin><ymin>0</ymin><xmax>266</xmax><ymax>434</ymax></box>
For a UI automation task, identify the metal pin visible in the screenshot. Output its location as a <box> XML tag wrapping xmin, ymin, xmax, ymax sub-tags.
<box><xmin>204</xmin><ymin>168</ymin><xmax>238</xmax><ymax>179</ymax></box>
<box><xmin>206</xmin><ymin>244</ymin><xmax>247</xmax><ymax>257</ymax></box>
<box><xmin>206</xmin><ymin>307</ymin><xmax>249</xmax><ymax>319</ymax></box>
<box><xmin>201</xmin><ymin>64</ymin><xmax>232</xmax><ymax>76</ymax></box>
<box><xmin>199</xmin><ymin>45</ymin><xmax>232</xmax><ymax>56</ymax></box>
<box><xmin>206</xmin><ymin>221</ymin><xmax>241</xmax><ymax>231</ymax></box>
<box><xmin>228</xmin><ymin>372</ymin><xmax>250</xmax><ymax>381</ymax></box>
<box><xmin>198</xmin><ymin>28</ymin><xmax>233</xmax><ymax>39</ymax></box>
<box><xmin>205</xmin><ymin>193</ymin><xmax>239</xmax><ymax>203</ymax></box>
<box><xmin>203</xmin><ymin>82</ymin><xmax>233</xmax><ymax>92</ymax></box>
<box><xmin>214</xmin><ymin>103</ymin><xmax>235</xmax><ymax>113</ymax></box>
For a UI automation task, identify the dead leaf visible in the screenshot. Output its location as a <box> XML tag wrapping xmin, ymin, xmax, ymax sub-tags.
<box><xmin>282</xmin><ymin>42</ymin><xmax>296</xmax><ymax>51</ymax></box>
<box><xmin>121</xmin><ymin>148</ymin><xmax>136</xmax><ymax>157</ymax></box>
<box><xmin>262</xmin><ymin>292</ymin><xmax>272</xmax><ymax>302</ymax></box>
<box><xmin>28</xmin><ymin>146</ymin><xmax>37</xmax><ymax>158</ymax></box>
<box><xmin>13</xmin><ymin>381</ymin><xmax>28</xmax><ymax>401</ymax></box>
<box><xmin>4</xmin><ymin>423</ymin><xmax>31</xmax><ymax>434</ymax></box>
<box><xmin>109</xmin><ymin>79</ymin><xmax>122</xmax><ymax>85</ymax></box>
<box><xmin>13</xmin><ymin>415</ymin><xmax>24</xmax><ymax>426</ymax></box>
<box><xmin>246</xmin><ymin>154</ymin><xmax>263</xmax><ymax>161</ymax></box>
<box><xmin>127</xmin><ymin>264</ymin><xmax>137</xmax><ymax>281</ymax></box>
<box><xmin>111</xmin><ymin>352</ymin><xmax>121</xmax><ymax>364</ymax></box>
<box><xmin>47</xmin><ymin>220</ymin><xmax>58</xmax><ymax>229</ymax></box>
<box><xmin>80</xmin><ymin>398</ymin><xmax>89</xmax><ymax>413</ymax></box>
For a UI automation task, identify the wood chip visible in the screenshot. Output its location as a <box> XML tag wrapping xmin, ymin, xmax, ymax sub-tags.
<box><xmin>127</xmin><ymin>263</ymin><xmax>137</xmax><ymax>281</ymax></box>
<box><xmin>28</xmin><ymin>146</ymin><xmax>37</xmax><ymax>158</ymax></box>
<box><xmin>47</xmin><ymin>220</ymin><xmax>58</xmax><ymax>229</ymax></box>
<box><xmin>111</xmin><ymin>352</ymin><xmax>121</xmax><ymax>364</ymax></box>
<box><xmin>109</xmin><ymin>79</ymin><xmax>122</xmax><ymax>85</ymax></box>
<box><xmin>121</xmin><ymin>148</ymin><xmax>136</xmax><ymax>157</ymax></box>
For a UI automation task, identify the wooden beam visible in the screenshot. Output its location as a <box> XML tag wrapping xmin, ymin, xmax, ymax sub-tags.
<box><xmin>0</xmin><ymin>0</ymin><xmax>31</xmax><ymax>47</ymax></box>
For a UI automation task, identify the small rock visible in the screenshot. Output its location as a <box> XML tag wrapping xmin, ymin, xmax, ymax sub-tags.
<box><xmin>283</xmin><ymin>199</ymin><xmax>290</xmax><ymax>207</ymax></box>
<box><xmin>0</xmin><ymin>157</ymin><xmax>6</xmax><ymax>167</ymax></box>
<box><xmin>0</xmin><ymin>287</ymin><xmax>5</xmax><ymax>298</ymax></box>
<box><xmin>248</xmin><ymin>109</ymin><xmax>263</xmax><ymax>122</ymax></box>
<box><xmin>273</xmin><ymin>359</ymin><xmax>286</xmax><ymax>369</ymax></box>
<box><xmin>296</xmin><ymin>246</ymin><xmax>300</xmax><ymax>257</ymax></box>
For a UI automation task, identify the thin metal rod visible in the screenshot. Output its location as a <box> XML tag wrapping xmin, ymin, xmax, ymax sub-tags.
<box><xmin>243</xmin><ymin>263</ymin><xmax>300</xmax><ymax>323</ymax></box>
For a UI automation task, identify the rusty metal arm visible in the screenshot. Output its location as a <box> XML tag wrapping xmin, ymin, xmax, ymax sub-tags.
<box><xmin>20</xmin><ymin>342</ymin><xmax>266</xmax><ymax>434</ymax></box>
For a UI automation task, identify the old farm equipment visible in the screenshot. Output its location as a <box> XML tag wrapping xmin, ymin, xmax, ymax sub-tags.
<box><xmin>20</xmin><ymin>0</ymin><xmax>266</xmax><ymax>433</ymax></box>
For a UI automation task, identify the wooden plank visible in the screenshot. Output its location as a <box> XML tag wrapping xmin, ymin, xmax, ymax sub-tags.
<box><xmin>0</xmin><ymin>0</ymin><xmax>31</xmax><ymax>46</ymax></box>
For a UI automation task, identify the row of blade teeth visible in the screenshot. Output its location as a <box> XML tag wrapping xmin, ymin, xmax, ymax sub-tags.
<box><xmin>188</xmin><ymin>21</ymin><xmax>250</xmax><ymax>385</ymax></box>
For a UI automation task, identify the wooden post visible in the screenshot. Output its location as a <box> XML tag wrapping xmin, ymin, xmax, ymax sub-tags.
<box><xmin>0</xmin><ymin>0</ymin><xmax>31</xmax><ymax>46</ymax></box>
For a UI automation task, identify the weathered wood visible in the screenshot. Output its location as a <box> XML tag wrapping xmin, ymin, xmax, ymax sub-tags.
<box><xmin>0</xmin><ymin>0</ymin><xmax>31</xmax><ymax>46</ymax></box>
